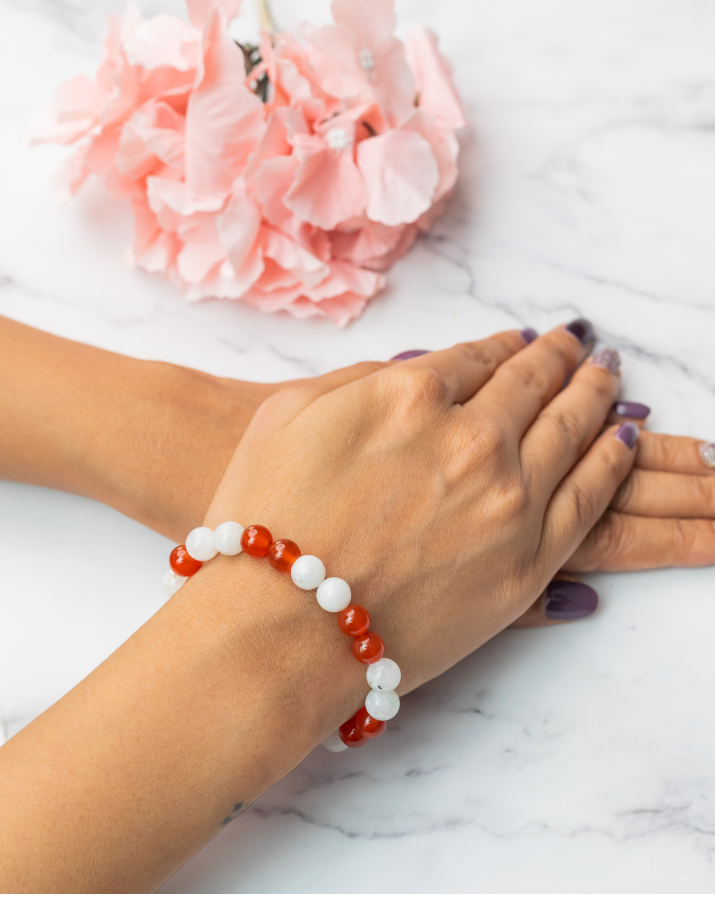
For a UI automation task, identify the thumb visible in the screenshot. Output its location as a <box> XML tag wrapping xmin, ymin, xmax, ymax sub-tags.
<box><xmin>509</xmin><ymin>575</ymin><xmax>598</xmax><ymax>628</ymax></box>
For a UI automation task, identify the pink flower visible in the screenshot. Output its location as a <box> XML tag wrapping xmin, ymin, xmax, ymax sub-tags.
<box><xmin>33</xmin><ymin>0</ymin><xmax>465</xmax><ymax>325</ymax></box>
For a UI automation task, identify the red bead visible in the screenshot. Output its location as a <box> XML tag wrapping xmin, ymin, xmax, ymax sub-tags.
<box><xmin>339</xmin><ymin>716</ymin><xmax>367</xmax><ymax>748</ymax></box>
<box><xmin>338</xmin><ymin>604</ymin><xmax>370</xmax><ymax>637</ymax></box>
<box><xmin>241</xmin><ymin>525</ymin><xmax>273</xmax><ymax>558</ymax></box>
<box><xmin>351</xmin><ymin>632</ymin><xmax>385</xmax><ymax>665</ymax></box>
<box><xmin>268</xmin><ymin>539</ymin><xmax>301</xmax><ymax>573</ymax></box>
<box><xmin>170</xmin><ymin>545</ymin><xmax>202</xmax><ymax>577</ymax></box>
<box><xmin>355</xmin><ymin>706</ymin><xmax>386</xmax><ymax>739</ymax></box>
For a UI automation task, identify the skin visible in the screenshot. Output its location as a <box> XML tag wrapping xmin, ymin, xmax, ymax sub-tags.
<box><xmin>0</xmin><ymin>318</ymin><xmax>714</xmax><ymax>891</ymax></box>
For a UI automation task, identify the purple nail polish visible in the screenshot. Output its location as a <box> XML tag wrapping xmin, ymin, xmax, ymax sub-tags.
<box><xmin>615</xmin><ymin>421</ymin><xmax>639</xmax><ymax>449</ymax></box>
<box><xmin>590</xmin><ymin>348</ymin><xmax>620</xmax><ymax>375</ymax></box>
<box><xmin>390</xmin><ymin>350</ymin><xmax>430</xmax><ymax>361</ymax></box>
<box><xmin>699</xmin><ymin>443</ymin><xmax>715</xmax><ymax>468</ymax></box>
<box><xmin>564</xmin><ymin>318</ymin><xmax>595</xmax><ymax>345</ymax></box>
<box><xmin>545</xmin><ymin>580</ymin><xmax>598</xmax><ymax>621</ymax></box>
<box><xmin>520</xmin><ymin>328</ymin><xmax>538</xmax><ymax>345</ymax></box>
<box><xmin>613</xmin><ymin>401</ymin><xmax>651</xmax><ymax>420</ymax></box>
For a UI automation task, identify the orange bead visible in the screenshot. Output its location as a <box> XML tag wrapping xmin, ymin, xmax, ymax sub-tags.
<box><xmin>339</xmin><ymin>715</ymin><xmax>367</xmax><ymax>748</ymax></box>
<box><xmin>352</xmin><ymin>632</ymin><xmax>384</xmax><ymax>664</ymax></box>
<box><xmin>241</xmin><ymin>525</ymin><xmax>273</xmax><ymax>558</ymax></box>
<box><xmin>170</xmin><ymin>545</ymin><xmax>203</xmax><ymax>577</ymax></box>
<box><xmin>355</xmin><ymin>706</ymin><xmax>386</xmax><ymax>739</ymax></box>
<box><xmin>338</xmin><ymin>604</ymin><xmax>370</xmax><ymax>637</ymax></box>
<box><xmin>268</xmin><ymin>539</ymin><xmax>301</xmax><ymax>573</ymax></box>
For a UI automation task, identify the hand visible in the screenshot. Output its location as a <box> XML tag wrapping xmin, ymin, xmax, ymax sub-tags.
<box><xmin>204</xmin><ymin>323</ymin><xmax>640</xmax><ymax>693</ymax></box>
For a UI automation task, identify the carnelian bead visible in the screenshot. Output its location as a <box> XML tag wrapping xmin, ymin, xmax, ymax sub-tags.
<box><xmin>268</xmin><ymin>539</ymin><xmax>301</xmax><ymax>573</ymax></box>
<box><xmin>355</xmin><ymin>706</ymin><xmax>386</xmax><ymax>739</ymax></box>
<box><xmin>241</xmin><ymin>525</ymin><xmax>273</xmax><ymax>558</ymax></box>
<box><xmin>351</xmin><ymin>631</ymin><xmax>385</xmax><ymax>664</ymax></box>
<box><xmin>339</xmin><ymin>716</ymin><xmax>367</xmax><ymax>748</ymax></box>
<box><xmin>338</xmin><ymin>604</ymin><xmax>370</xmax><ymax>637</ymax></box>
<box><xmin>169</xmin><ymin>545</ymin><xmax>203</xmax><ymax>577</ymax></box>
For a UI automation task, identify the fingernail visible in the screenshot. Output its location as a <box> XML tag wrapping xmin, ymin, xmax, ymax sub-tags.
<box><xmin>615</xmin><ymin>421</ymin><xmax>639</xmax><ymax>449</ymax></box>
<box><xmin>590</xmin><ymin>348</ymin><xmax>620</xmax><ymax>375</ymax></box>
<box><xmin>520</xmin><ymin>327</ymin><xmax>538</xmax><ymax>344</ymax></box>
<box><xmin>391</xmin><ymin>350</ymin><xmax>430</xmax><ymax>361</ymax></box>
<box><xmin>545</xmin><ymin>580</ymin><xmax>598</xmax><ymax>620</ymax></box>
<box><xmin>564</xmin><ymin>318</ymin><xmax>595</xmax><ymax>345</ymax></box>
<box><xmin>699</xmin><ymin>442</ymin><xmax>715</xmax><ymax>468</ymax></box>
<box><xmin>613</xmin><ymin>401</ymin><xmax>650</xmax><ymax>420</ymax></box>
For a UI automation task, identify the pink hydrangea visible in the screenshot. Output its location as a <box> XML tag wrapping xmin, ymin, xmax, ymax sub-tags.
<box><xmin>33</xmin><ymin>0</ymin><xmax>465</xmax><ymax>325</ymax></box>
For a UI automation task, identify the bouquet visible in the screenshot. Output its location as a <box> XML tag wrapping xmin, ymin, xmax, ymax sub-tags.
<box><xmin>33</xmin><ymin>0</ymin><xmax>466</xmax><ymax>325</ymax></box>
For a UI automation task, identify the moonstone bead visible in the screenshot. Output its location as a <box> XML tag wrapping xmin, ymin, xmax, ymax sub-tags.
<box><xmin>213</xmin><ymin>521</ymin><xmax>244</xmax><ymax>556</ymax></box>
<box><xmin>316</xmin><ymin>577</ymin><xmax>351</xmax><ymax>612</ymax></box>
<box><xmin>291</xmin><ymin>555</ymin><xmax>326</xmax><ymax>590</ymax></box>
<box><xmin>162</xmin><ymin>569</ymin><xmax>187</xmax><ymax>598</ymax></box>
<box><xmin>366</xmin><ymin>658</ymin><xmax>401</xmax><ymax>692</ymax></box>
<box><xmin>321</xmin><ymin>730</ymin><xmax>349</xmax><ymax>753</ymax></box>
<box><xmin>186</xmin><ymin>526</ymin><xmax>218</xmax><ymax>562</ymax></box>
<box><xmin>365</xmin><ymin>689</ymin><xmax>400</xmax><ymax>722</ymax></box>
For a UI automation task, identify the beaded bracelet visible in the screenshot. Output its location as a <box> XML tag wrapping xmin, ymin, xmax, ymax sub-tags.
<box><xmin>163</xmin><ymin>522</ymin><xmax>400</xmax><ymax>752</ymax></box>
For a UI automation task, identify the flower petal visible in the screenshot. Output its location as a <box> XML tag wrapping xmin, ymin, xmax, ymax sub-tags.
<box><xmin>401</xmin><ymin>110</ymin><xmax>459</xmax><ymax>201</ymax></box>
<box><xmin>284</xmin><ymin>134</ymin><xmax>367</xmax><ymax>230</ymax></box>
<box><xmin>356</xmin><ymin>129</ymin><xmax>438</xmax><ymax>225</ymax></box>
<box><xmin>406</xmin><ymin>27</ymin><xmax>466</xmax><ymax>129</ymax></box>
<box><xmin>331</xmin><ymin>0</ymin><xmax>396</xmax><ymax>53</ymax></box>
<box><xmin>185</xmin><ymin>8</ymin><xmax>265</xmax><ymax>201</ymax></box>
<box><xmin>372</xmin><ymin>37</ymin><xmax>417</xmax><ymax>127</ymax></box>
<box><xmin>186</xmin><ymin>0</ymin><xmax>243</xmax><ymax>30</ymax></box>
<box><xmin>124</xmin><ymin>15</ymin><xmax>200</xmax><ymax>71</ymax></box>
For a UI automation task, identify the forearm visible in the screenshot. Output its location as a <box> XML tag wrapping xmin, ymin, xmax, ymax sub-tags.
<box><xmin>0</xmin><ymin>316</ymin><xmax>270</xmax><ymax>540</ymax></box>
<box><xmin>0</xmin><ymin>558</ymin><xmax>364</xmax><ymax>892</ymax></box>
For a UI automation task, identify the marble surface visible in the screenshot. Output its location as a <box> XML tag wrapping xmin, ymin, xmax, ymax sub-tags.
<box><xmin>2</xmin><ymin>0</ymin><xmax>715</xmax><ymax>891</ymax></box>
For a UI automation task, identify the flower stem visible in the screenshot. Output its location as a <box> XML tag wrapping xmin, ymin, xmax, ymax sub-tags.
<box><xmin>255</xmin><ymin>0</ymin><xmax>275</xmax><ymax>34</ymax></box>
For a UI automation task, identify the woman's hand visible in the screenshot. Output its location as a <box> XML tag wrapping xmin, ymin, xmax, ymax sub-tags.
<box><xmin>204</xmin><ymin>322</ymin><xmax>638</xmax><ymax>693</ymax></box>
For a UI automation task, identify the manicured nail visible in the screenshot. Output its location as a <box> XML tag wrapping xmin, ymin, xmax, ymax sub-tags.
<box><xmin>391</xmin><ymin>350</ymin><xmax>430</xmax><ymax>361</ymax></box>
<box><xmin>615</xmin><ymin>421</ymin><xmax>639</xmax><ymax>449</ymax></box>
<box><xmin>613</xmin><ymin>401</ymin><xmax>650</xmax><ymax>420</ymax></box>
<box><xmin>520</xmin><ymin>327</ymin><xmax>538</xmax><ymax>344</ymax></box>
<box><xmin>699</xmin><ymin>442</ymin><xmax>715</xmax><ymax>468</ymax></box>
<box><xmin>564</xmin><ymin>318</ymin><xmax>595</xmax><ymax>345</ymax></box>
<box><xmin>590</xmin><ymin>348</ymin><xmax>620</xmax><ymax>375</ymax></box>
<box><xmin>545</xmin><ymin>580</ymin><xmax>598</xmax><ymax>621</ymax></box>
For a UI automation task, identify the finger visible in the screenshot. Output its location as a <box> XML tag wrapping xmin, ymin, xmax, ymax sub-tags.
<box><xmin>470</xmin><ymin>318</ymin><xmax>595</xmax><ymax>438</ymax></box>
<box><xmin>541</xmin><ymin>423</ymin><xmax>639</xmax><ymax>569</ymax></box>
<box><xmin>565</xmin><ymin>512</ymin><xmax>715</xmax><ymax>572</ymax></box>
<box><xmin>607</xmin><ymin>400</ymin><xmax>651</xmax><ymax>427</ymax></box>
<box><xmin>510</xmin><ymin>576</ymin><xmax>598</xmax><ymax>627</ymax></box>
<box><xmin>610</xmin><ymin>469</ymin><xmax>715</xmax><ymax>518</ymax></box>
<box><xmin>521</xmin><ymin>348</ymin><xmax>621</xmax><ymax>493</ymax></box>
<box><xmin>382</xmin><ymin>330</ymin><xmax>530</xmax><ymax>405</ymax></box>
<box><xmin>635</xmin><ymin>431</ymin><xmax>715</xmax><ymax>476</ymax></box>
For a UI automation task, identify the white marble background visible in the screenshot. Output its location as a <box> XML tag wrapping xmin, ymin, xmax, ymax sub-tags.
<box><xmin>1</xmin><ymin>0</ymin><xmax>715</xmax><ymax>891</ymax></box>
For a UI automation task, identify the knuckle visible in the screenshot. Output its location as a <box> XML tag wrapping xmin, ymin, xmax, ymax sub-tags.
<box><xmin>505</xmin><ymin>361</ymin><xmax>550</xmax><ymax>395</ymax></box>
<box><xmin>453</xmin><ymin>341</ymin><xmax>494</xmax><ymax>370</ymax></box>
<box><xmin>569</xmin><ymin>482</ymin><xmax>598</xmax><ymax>528</ymax></box>
<box><xmin>379</xmin><ymin>365</ymin><xmax>447</xmax><ymax>408</ymax></box>
<box><xmin>593</xmin><ymin>511</ymin><xmax>629</xmax><ymax>560</ymax></box>
<box><xmin>693</xmin><ymin>474</ymin><xmax>715</xmax><ymax>512</ymax></box>
<box><xmin>351</xmin><ymin>360</ymin><xmax>387</xmax><ymax>378</ymax></box>
<box><xmin>548</xmin><ymin>408</ymin><xmax>584</xmax><ymax>449</ymax></box>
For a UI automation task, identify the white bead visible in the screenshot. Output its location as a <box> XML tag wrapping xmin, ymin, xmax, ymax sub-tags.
<box><xmin>316</xmin><ymin>577</ymin><xmax>351</xmax><ymax>612</ymax></box>
<box><xmin>321</xmin><ymin>730</ymin><xmax>348</xmax><ymax>753</ymax></box>
<box><xmin>366</xmin><ymin>658</ymin><xmax>401</xmax><ymax>692</ymax></box>
<box><xmin>162</xmin><ymin>568</ymin><xmax>187</xmax><ymax>598</ymax></box>
<box><xmin>291</xmin><ymin>555</ymin><xmax>326</xmax><ymax>590</ymax></box>
<box><xmin>365</xmin><ymin>689</ymin><xmax>400</xmax><ymax>721</ymax></box>
<box><xmin>186</xmin><ymin>526</ymin><xmax>218</xmax><ymax>562</ymax></box>
<box><xmin>213</xmin><ymin>521</ymin><xmax>244</xmax><ymax>556</ymax></box>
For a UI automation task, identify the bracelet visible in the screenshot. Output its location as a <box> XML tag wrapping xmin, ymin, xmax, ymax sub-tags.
<box><xmin>163</xmin><ymin>523</ymin><xmax>401</xmax><ymax>753</ymax></box>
